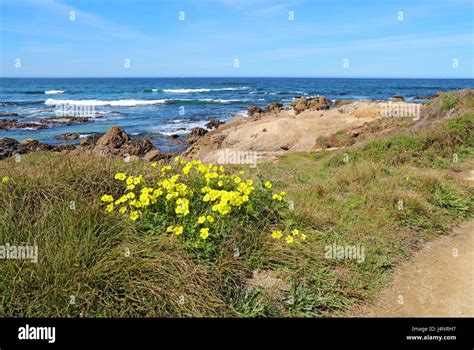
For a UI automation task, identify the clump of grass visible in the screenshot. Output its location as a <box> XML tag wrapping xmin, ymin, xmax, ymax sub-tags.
<box><xmin>441</xmin><ymin>92</ymin><xmax>460</xmax><ymax>110</ymax></box>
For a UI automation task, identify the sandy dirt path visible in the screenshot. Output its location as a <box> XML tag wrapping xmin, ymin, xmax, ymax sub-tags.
<box><xmin>352</xmin><ymin>168</ymin><xmax>474</xmax><ymax>317</ymax></box>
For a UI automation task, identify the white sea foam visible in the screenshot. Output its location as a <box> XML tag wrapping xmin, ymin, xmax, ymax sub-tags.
<box><xmin>158</xmin><ymin>120</ymin><xmax>209</xmax><ymax>135</ymax></box>
<box><xmin>163</xmin><ymin>87</ymin><xmax>249</xmax><ymax>93</ymax></box>
<box><xmin>45</xmin><ymin>98</ymin><xmax>249</xmax><ymax>107</ymax></box>
<box><xmin>235</xmin><ymin>110</ymin><xmax>248</xmax><ymax>117</ymax></box>
<box><xmin>44</xmin><ymin>90</ymin><xmax>65</xmax><ymax>95</ymax></box>
<box><xmin>45</xmin><ymin>98</ymin><xmax>167</xmax><ymax>107</ymax></box>
<box><xmin>196</xmin><ymin>98</ymin><xmax>251</xmax><ymax>103</ymax></box>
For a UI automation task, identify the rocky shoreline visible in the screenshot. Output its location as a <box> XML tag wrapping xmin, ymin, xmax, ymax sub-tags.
<box><xmin>0</xmin><ymin>91</ymin><xmax>464</xmax><ymax>162</ymax></box>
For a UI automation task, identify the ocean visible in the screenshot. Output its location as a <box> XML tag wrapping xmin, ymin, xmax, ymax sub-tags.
<box><xmin>1</xmin><ymin>78</ymin><xmax>472</xmax><ymax>151</ymax></box>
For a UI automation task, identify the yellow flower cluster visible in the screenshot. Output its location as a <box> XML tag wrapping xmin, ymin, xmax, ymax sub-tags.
<box><xmin>1</xmin><ymin>176</ymin><xmax>9</xmax><ymax>184</ymax></box>
<box><xmin>100</xmin><ymin>157</ymin><xmax>301</xmax><ymax>247</ymax></box>
<box><xmin>271</xmin><ymin>228</ymin><xmax>306</xmax><ymax>244</ymax></box>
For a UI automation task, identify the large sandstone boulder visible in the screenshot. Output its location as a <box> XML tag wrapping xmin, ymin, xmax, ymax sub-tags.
<box><xmin>76</xmin><ymin>126</ymin><xmax>159</xmax><ymax>158</ymax></box>
<box><xmin>292</xmin><ymin>97</ymin><xmax>308</xmax><ymax>114</ymax></box>
<box><xmin>308</xmin><ymin>96</ymin><xmax>332</xmax><ymax>111</ymax></box>
<box><xmin>94</xmin><ymin>126</ymin><xmax>130</xmax><ymax>152</ymax></box>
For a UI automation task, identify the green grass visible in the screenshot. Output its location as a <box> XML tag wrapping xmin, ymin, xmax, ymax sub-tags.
<box><xmin>442</xmin><ymin>92</ymin><xmax>460</xmax><ymax>110</ymax></box>
<box><xmin>0</xmin><ymin>114</ymin><xmax>473</xmax><ymax>317</ymax></box>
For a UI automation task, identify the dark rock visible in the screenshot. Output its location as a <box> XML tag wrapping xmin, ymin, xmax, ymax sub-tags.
<box><xmin>57</xmin><ymin>133</ymin><xmax>80</xmax><ymax>140</ymax></box>
<box><xmin>120</xmin><ymin>139</ymin><xmax>155</xmax><ymax>157</ymax></box>
<box><xmin>0</xmin><ymin>137</ymin><xmax>69</xmax><ymax>160</ymax></box>
<box><xmin>0</xmin><ymin>119</ymin><xmax>46</xmax><ymax>131</ymax></box>
<box><xmin>186</xmin><ymin>127</ymin><xmax>208</xmax><ymax>144</ymax></box>
<box><xmin>247</xmin><ymin>105</ymin><xmax>263</xmax><ymax>116</ymax></box>
<box><xmin>79</xmin><ymin>134</ymin><xmax>104</xmax><ymax>148</ymax></box>
<box><xmin>392</xmin><ymin>96</ymin><xmax>405</xmax><ymax>102</ymax></box>
<box><xmin>205</xmin><ymin>119</ymin><xmax>225</xmax><ymax>130</ymax></box>
<box><xmin>0</xmin><ymin>113</ymin><xmax>19</xmax><ymax>117</ymax></box>
<box><xmin>265</xmin><ymin>102</ymin><xmax>283</xmax><ymax>112</ymax></box>
<box><xmin>0</xmin><ymin>138</ymin><xmax>24</xmax><ymax>160</ymax></box>
<box><xmin>21</xmin><ymin>139</ymin><xmax>55</xmax><ymax>152</ymax></box>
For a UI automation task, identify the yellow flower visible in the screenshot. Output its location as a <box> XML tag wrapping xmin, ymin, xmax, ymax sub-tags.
<box><xmin>119</xmin><ymin>206</ymin><xmax>127</xmax><ymax>214</ymax></box>
<box><xmin>239</xmin><ymin>170</ymin><xmax>245</xmax><ymax>175</ymax></box>
<box><xmin>139</xmin><ymin>193</ymin><xmax>150</xmax><ymax>206</ymax></box>
<box><xmin>129</xmin><ymin>211</ymin><xmax>140</xmax><ymax>221</ymax></box>
<box><xmin>126</xmin><ymin>184</ymin><xmax>135</xmax><ymax>191</ymax></box>
<box><xmin>272</xmin><ymin>194</ymin><xmax>283</xmax><ymax>201</ymax></box>
<box><xmin>114</xmin><ymin>173</ymin><xmax>127</xmax><ymax>181</ymax></box>
<box><xmin>200</xmin><ymin>228</ymin><xmax>210</xmax><ymax>240</ymax></box>
<box><xmin>285</xmin><ymin>235</ymin><xmax>294</xmax><ymax>244</ymax></box>
<box><xmin>115</xmin><ymin>195</ymin><xmax>128</xmax><ymax>205</ymax></box>
<box><xmin>152</xmin><ymin>189</ymin><xmax>163</xmax><ymax>197</ymax></box>
<box><xmin>126</xmin><ymin>176</ymin><xmax>134</xmax><ymax>185</ymax></box>
<box><xmin>197</xmin><ymin>216</ymin><xmax>206</xmax><ymax>224</ymax></box>
<box><xmin>291</xmin><ymin>229</ymin><xmax>299</xmax><ymax>236</ymax></box>
<box><xmin>217</xmin><ymin>180</ymin><xmax>223</xmax><ymax>187</ymax></box>
<box><xmin>173</xmin><ymin>225</ymin><xmax>184</xmax><ymax>235</ymax></box>
<box><xmin>175</xmin><ymin>198</ymin><xmax>190</xmax><ymax>216</ymax></box>
<box><xmin>280</xmin><ymin>191</ymin><xmax>286</xmax><ymax>196</ymax></box>
<box><xmin>183</xmin><ymin>163</ymin><xmax>192</xmax><ymax>175</ymax></box>
<box><xmin>174</xmin><ymin>156</ymin><xmax>181</xmax><ymax>163</ymax></box>
<box><xmin>129</xmin><ymin>200</ymin><xmax>142</xmax><ymax>208</ymax></box>
<box><xmin>1</xmin><ymin>175</ymin><xmax>10</xmax><ymax>183</ymax></box>
<box><xmin>271</xmin><ymin>230</ymin><xmax>283</xmax><ymax>239</ymax></box>
<box><xmin>151</xmin><ymin>162</ymin><xmax>157</xmax><ymax>168</ymax></box>
<box><xmin>300</xmin><ymin>234</ymin><xmax>307</xmax><ymax>241</ymax></box>
<box><xmin>161</xmin><ymin>165</ymin><xmax>172</xmax><ymax>173</ymax></box>
<box><xmin>105</xmin><ymin>203</ymin><xmax>114</xmax><ymax>212</ymax></box>
<box><xmin>126</xmin><ymin>192</ymin><xmax>135</xmax><ymax>199</ymax></box>
<box><xmin>264</xmin><ymin>181</ymin><xmax>272</xmax><ymax>189</ymax></box>
<box><xmin>206</xmin><ymin>215</ymin><xmax>214</xmax><ymax>223</ymax></box>
<box><xmin>133</xmin><ymin>176</ymin><xmax>143</xmax><ymax>185</ymax></box>
<box><xmin>101</xmin><ymin>194</ymin><xmax>114</xmax><ymax>203</ymax></box>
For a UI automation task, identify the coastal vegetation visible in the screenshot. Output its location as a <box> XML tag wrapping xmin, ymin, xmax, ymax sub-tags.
<box><xmin>0</xmin><ymin>91</ymin><xmax>472</xmax><ymax>317</ymax></box>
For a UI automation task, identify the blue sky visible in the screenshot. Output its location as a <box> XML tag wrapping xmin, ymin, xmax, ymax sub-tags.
<box><xmin>0</xmin><ymin>0</ymin><xmax>473</xmax><ymax>78</ymax></box>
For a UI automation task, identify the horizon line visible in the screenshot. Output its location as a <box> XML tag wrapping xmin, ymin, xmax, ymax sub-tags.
<box><xmin>1</xmin><ymin>76</ymin><xmax>473</xmax><ymax>80</ymax></box>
